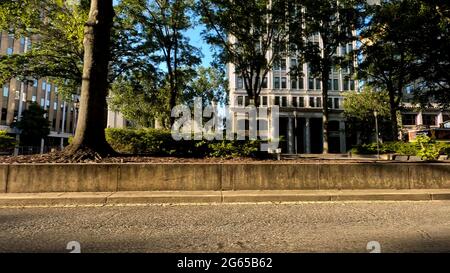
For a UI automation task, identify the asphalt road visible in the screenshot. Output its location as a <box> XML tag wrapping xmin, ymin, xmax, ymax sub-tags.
<box><xmin>0</xmin><ymin>201</ymin><xmax>449</xmax><ymax>253</ymax></box>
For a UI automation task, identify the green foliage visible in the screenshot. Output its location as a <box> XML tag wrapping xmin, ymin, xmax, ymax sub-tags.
<box><xmin>184</xmin><ymin>66</ymin><xmax>228</xmax><ymax>106</ymax></box>
<box><xmin>109</xmin><ymin>66</ymin><xmax>227</xmax><ymax>128</ymax></box>
<box><xmin>415</xmin><ymin>135</ymin><xmax>441</xmax><ymax>161</ymax></box>
<box><xmin>0</xmin><ymin>0</ymin><xmax>88</xmax><ymax>98</ymax></box>
<box><xmin>13</xmin><ymin>103</ymin><xmax>50</xmax><ymax>146</ymax></box>
<box><xmin>207</xmin><ymin>140</ymin><xmax>260</xmax><ymax>159</ymax></box>
<box><xmin>351</xmin><ymin>141</ymin><xmax>419</xmax><ymax>156</ymax></box>
<box><xmin>118</xmin><ymin>0</ymin><xmax>202</xmax><ymax>124</ymax></box>
<box><xmin>198</xmin><ymin>0</ymin><xmax>293</xmax><ymax>106</ymax></box>
<box><xmin>344</xmin><ymin>88</ymin><xmax>391</xmax><ymax>143</ymax></box>
<box><xmin>105</xmin><ymin>128</ymin><xmax>262</xmax><ymax>158</ymax></box>
<box><xmin>351</xmin><ymin>137</ymin><xmax>450</xmax><ymax>160</ymax></box>
<box><xmin>0</xmin><ymin>130</ymin><xmax>16</xmax><ymax>152</ymax></box>
<box><xmin>109</xmin><ymin>68</ymin><xmax>166</xmax><ymax>128</ymax></box>
<box><xmin>0</xmin><ymin>0</ymin><xmax>147</xmax><ymax>99</ymax></box>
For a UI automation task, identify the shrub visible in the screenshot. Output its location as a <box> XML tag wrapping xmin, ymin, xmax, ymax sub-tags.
<box><xmin>415</xmin><ymin>135</ymin><xmax>440</xmax><ymax>161</ymax></box>
<box><xmin>351</xmin><ymin>141</ymin><xmax>418</xmax><ymax>156</ymax></box>
<box><xmin>0</xmin><ymin>130</ymin><xmax>16</xmax><ymax>152</ymax></box>
<box><xmin>105</xmin><ymin>128</ymin><xmax>264</xmax><ymax>158</ymax></box>
<box><xmin>207</xmin><ymin>140</ymin><xmax>261</xmax><ymax>159</ymax></box>
<box><xmin>106</xmin><ymin>128</ymin><xmax>175</xmax><ymax>155</ymax></box>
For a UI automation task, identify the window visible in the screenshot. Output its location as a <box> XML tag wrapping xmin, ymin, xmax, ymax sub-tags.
<box><xmin>309</xmin><ymin>97</ymin><xmax>315</xmax><ymax>108</ymax></box>
<box><xmin>7</xmin><ymin>34</ymin><xmax>14</xmax><ymax>55</ymax></box>
<box><xmin>237</xmin><ymin>96</ymin><xmax>244</xmax><ymax>107</ymax></box>
<box><xmin>280</xmin><ymin>59</ymin><xmax>286</xmax><ymax>71</ymax></box>
<box><xmin>299</xmin><ymin>97</ymin><xmax>305</xmax><ymax>107</ymax></box>
<box><xmin>274</xmin><ymin>77</ymin><xmax>280</xmax><ymax>89</ymax></box>
<box><xmin>290</xmin><ymin>59</ymin><xmax>298</xmax><ymax>70</ymax></box>
<box><xmin>3</xmin><ymin>85</ymin><xmax>9</xmax><ymax>97</ymax></box>
<box><xmin>46</xmin><ymin>83</ymin><xmax>51</xmax><ymax>93</ymax></box>
<box><xmin>1</xmin><ymin>108</ymin><xmax>6</xmax><ymax>122</ymax></box>
<box><xmin>316</xmin><ymin>79</ymin><xmax>321</xmax><ymax>90</ymax></box>
<box><xmin>20</xmin><ymin>37</ymin><xmax>25</xmax><ymax>52</ymax></box>
<box><xmin>350</xmin><ymin>80</ymin><xmax>355</xmax><ymax>90</ymax></box>
<box><xmin>292</xmin><ymin>97</ymin><xmax>297</xmax><ymax>107</ymax></box>
<box><xmin>327</xmin><ymin>98</ymin><xmax>333</xmax><ymax>108</ymax></box>
<box><xmin>261</xmin><ymin>77</ymin><xmax>268</xmax><ymax>89</ymax></box>
<box><xmin>32</xmin><ymin>95</ymin><xmax>37</xmax><ymax>102</ymax></box>
<box><xmin>274</xmin><ymin>96</ymin><xmax>280</xmax><ymax>106</ymax></box>
<box><xmin>53</xmin><ymin>102</ymin><xmax>58</xmax><ymax>110</ymax></box>
<box><xmin>281</xmin><ymin>96</ymin><xmax>287</xmax><ymax>107</ymax></box>
<box><xmin>317</xmin><ymin>97</ymin><xmax>322</xmax><ymax>108</ymax></box>
<box><xmin>333</xmin><ymin>79</ymin><xmax>339</xmax><ymax>91</ymax></box>
<box><xmin>40</xmin><ymin>98</ymin><xmax>45</xmax><ymax>107</ymax></box>
<box><xmin>343</xmin><ymin>80</ymin><xmax>349</xmax><ymax>91</ymax></box>
<box><xmin>402</xmin><ymin>114</ymin><xmax>416</xmax><ymax>126</ymax></box>
<box><xmin>298</xmin><ymin>78</ymin><xmax>304</xmax><ymax>90</ymax></box>
<box><xmin>262</xmin><ymin>96</ymin><xmax>268</xmax><ymax>106</ymax></box>
<box><xmin>244</xmin><ymin>96</ymin><xmax>250</xmax><ymax>106</ymax></box>
<box><xmin>281</xmin><ymin>77</ymin><xmax>287</xmax><ymax>89</ymax></box>
<box><xmin>236</xmin><ymin>77</ymin><xmax>243</xmax><ymax>89</ymax></box>
<box><xmin>291</xmin><ymin>78</ymin><xmax>297</xmax><ymax>89</ymax></box>
<box><xmin>33</xmin><ymin>79</ymin><xmax>38</xmax><ymax>88</ymax></box>
<box><xmin>308</xmin><ymin>78</ymin><xmax>314</xmax><ymax>90</ymax></box>
<box><xmin>334</xmin><ymin>98</ymin><xmax>340</xmax><ymax>109</ymax></box>
<box><xmin>42</xmin><ymin>81</ymin><xmax>47</xmax><ymax>91</ymax></box>
<box><xmin>328</xmin><ymin>79</ymin><xmax>332</xmax><ymax>90</ymax></box>
<box><xmin>423</xmin><ymin>114</ymin><xmax>437</xmax><ymax>126</ymax></box>
<box><xmin>274</xmin><ymin>60</ymin><xmax>280</xmax><ymax>71</ymax></box>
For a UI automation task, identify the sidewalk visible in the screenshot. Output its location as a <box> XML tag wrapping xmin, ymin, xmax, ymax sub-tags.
<box><xmin>0</xmin><ymin>189</ymin><xmax>449</xmax><ymax>207</ymax></box>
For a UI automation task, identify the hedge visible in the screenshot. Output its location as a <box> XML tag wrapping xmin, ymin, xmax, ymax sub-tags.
<box><xmin>105</xmin><ymin>128</ymin><xmax>264</xmax><ymax>158</ymax></box>
<box><xmin>0</xmin><ymin>130</ymin><xmax>16</xmax><ymax>153</ymax></box>
<box><xmin>351</xmin><ymin>139</ymin><xmax>450</xmax><ymax>159</ymax></box>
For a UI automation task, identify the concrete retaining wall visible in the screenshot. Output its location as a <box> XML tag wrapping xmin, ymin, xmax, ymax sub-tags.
<box><xmin>1</xmin><ymin>163</ymin><xmax>449</xmax><ymax>193</ymax></box>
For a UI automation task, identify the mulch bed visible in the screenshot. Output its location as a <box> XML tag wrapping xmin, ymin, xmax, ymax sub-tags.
<box><xmin>0</xmin><ymin>152</ymin><xmax>369</xmax><ymax>164</ymax></box>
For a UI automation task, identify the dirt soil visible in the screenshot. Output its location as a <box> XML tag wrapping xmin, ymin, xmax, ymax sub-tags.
<box><xmin>0</xmin><ymin>152</ymin><xmax>379</xmax><ymax>164</ymax></box>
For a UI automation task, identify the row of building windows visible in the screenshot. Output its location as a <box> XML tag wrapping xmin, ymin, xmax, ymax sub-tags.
<box><xmin>402</xmin><ymin>114</ymin><xmax>450</xmax><ymax>127</ymax></box>
<box><xmin>236</xmin><ymin>95</ymin><xmax>341</xmax><ymax>109</ymax></box>
<box><xmin>236</xmin><ymin>76</ymin><xmax>355</xmax><ymax>91</ymax></box>
<box><xmin>0</xmin><ymin>33</ymin><xmax>31</xmax><ymax>55</ymax></box>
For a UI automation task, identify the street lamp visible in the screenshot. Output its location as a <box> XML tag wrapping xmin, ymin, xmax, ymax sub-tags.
<box><xmin>374</xmin><ymin>110</ymin><xmax>380</xmax><ymax>159</ymax></box>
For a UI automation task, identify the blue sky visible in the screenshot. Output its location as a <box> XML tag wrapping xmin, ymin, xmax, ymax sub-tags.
<box><xmin>185</xmin><ymin>25</ymin><xmax>214</xmax><ymax>67</ymax></box>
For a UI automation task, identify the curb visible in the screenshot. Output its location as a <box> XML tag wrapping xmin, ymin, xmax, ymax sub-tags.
<box><xmin>0</xmin><ymin>190</ymin><xmax>449</xmax><ymax>207</ymax></box>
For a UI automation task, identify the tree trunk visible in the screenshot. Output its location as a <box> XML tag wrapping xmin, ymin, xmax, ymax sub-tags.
<box><xmin>64</xmin><ymin>0</ymin><xmax>116</xmax><ymax>159</ymax></box>
<box><xmin>388</xmin><ymin>88</ymin><xmax>399</xmax><ymax>141</ymax></box>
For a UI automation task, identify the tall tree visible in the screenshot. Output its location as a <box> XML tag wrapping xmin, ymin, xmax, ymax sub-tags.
<box><xmin>0</xmin><ymin>0</ymin><xmax>144</xmax><ymax>158</ymax></box>
<box><xmin>0</xmin><ymin>0</ymin><xmax>89</xmax><ymax>97</ymax></box>
<box><xmin>410</xmin><ymin>0</ymin><xmax>450</xmax><ymax>107</ymax></box>
<box><xmin>290</xmin><ymin>0</ymin><xmax>364</xmax><ymax>153</ymax></box>
<box><xmin>358</xmin><ymin>0</ymin><xmax>420</xmax><ymax>140</ymax></box>
<box><xmin>343</xmin><ymin>88</ymin><xmax>390</xmax><ymax>144</ymax></box>
<box><xmin>184</xmin><ymin>66</ymin><xmax>228</xmax><ymax>107</ymax></box>
<box><xmin>109</xmin><ymin>66</ymin><xmax>228</xmax><ymax>128</ymax></box>
<box><xmin>13</xmin><ymin>103</ymin><xmax>50</xmax><ymax>146</ymax></box>
<box><xmin>64</xmin><ymin>0</ymin><xmax>116</xmax><ymax>158</ymax></box>
<box><xmin>198</xmin><ymin>0</ymin><xmax>294</xmax><ymax>107</ymax></box>
<box><xmin>120</xmin><ymin>0</ymin><xmax>202</xmax><ymax>126</ymax></box>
